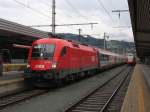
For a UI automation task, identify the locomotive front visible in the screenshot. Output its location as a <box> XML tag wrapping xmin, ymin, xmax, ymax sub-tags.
<box><xmin>24</xmin><ymin>39</ymin><xmax>61</xmax><ymax>86</ymax></box>
<box><xmin>29</xmin><ymin>43</ymin><xmax>57</xmax><ymax>71</ymax></box>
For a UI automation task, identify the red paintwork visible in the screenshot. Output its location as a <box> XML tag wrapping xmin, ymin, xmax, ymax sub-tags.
<box><xmin>28</xmin><ymin>37</ymin><xmax>98</xmax><ymax>71</ymax></box>
<box><xmin>127</xmin><ymin>55</ymin><xmax>136</xmax><ymax>65</ymax></box>
<box><xmin>127</xmin><ymin>60</ymin><xmax>136</xmax><ymax>65</ymax></box>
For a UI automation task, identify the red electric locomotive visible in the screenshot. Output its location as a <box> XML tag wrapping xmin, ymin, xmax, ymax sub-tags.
<box><xmin>25</xmin><ymin>38</ymin><xmax>99</xmax><ymax>87</ymax></box>
<box><xmin>24</xmin><ymin>37</ymin><xmax>126</xmax><ymax>87</ymax></box>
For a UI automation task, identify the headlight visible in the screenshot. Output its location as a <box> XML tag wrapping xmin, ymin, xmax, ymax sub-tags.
<box><xmin>51</xmin><ymin>62</ymin><xmax>57</xmax><ymax>69</ymax></box>
<box><xmin>27</xmin><ymin>64</ymin><xmax>30</xmax><ymax>68</ymax></box>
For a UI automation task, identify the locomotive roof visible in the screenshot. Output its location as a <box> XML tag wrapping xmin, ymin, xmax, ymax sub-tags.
<box><xmin>32</xmin><ymin>37</ymin><xmax>96</xmax><ymax>52</ymax></box>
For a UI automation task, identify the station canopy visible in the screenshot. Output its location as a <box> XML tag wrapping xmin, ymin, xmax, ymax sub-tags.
<box><xmin>128</xmin><ymin>0</ymin><xmax>150</xmax><ymax>59</ymax></box>
<box><xmin>0</xmin><ymin>18</ymin><xmax>49</xmax><ymax>45</ymax></box>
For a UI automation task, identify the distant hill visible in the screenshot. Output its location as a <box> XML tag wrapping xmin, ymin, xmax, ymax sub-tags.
<box><xmin>57</xmin><ymin>33</ymin><xmax>104</xmax><ymax>48</ymax></box>
<box><xmin>56</xmin><ymin>33</ymin><xmax>135</xmax><ymax>54</ymax></box>
<box><xmin>107</xmin><ymin>40</ymin><xmax>135</xmax><ymax>54</ymax></box>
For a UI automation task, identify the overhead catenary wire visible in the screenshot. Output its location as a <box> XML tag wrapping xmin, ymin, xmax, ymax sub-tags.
<box><xmin>61</xmin><ymin>0</ymin><xmax>100</xmax><ymax>33</ymax></box>
<box><xmin>59</xmin><ymin>0</ymin><xmax>99</xmax><ymax>25</ymax></box>
<box><xmin>15</xmin><ymin>0</ymin><xmax>78</xmax><ymax>32</ymax></box>
<box><xmin>93</xmin><ymin>1</ymin><xmax>109</xmax><ymax>23</ymax></box>
<box><xmin>37</xmin><ymin>0</ymin><xmax>52</xmax><ymax>7</ymax></box>
<box><xmin>53</xmin><ymin>0</ymin><xmax>98</xmax><ymax>33</ymax></box>
<box><xmin>11</xmin><ymin>0</ymin><xmax>97</xmax><ymax>35</ymax></box>
<box><xmin>96</xmin><ymin>0</ymin><xmax>115</xmax><ymax>24</ymax></box>
<box><xmin>29</xmin><ymin>23</ymin><xmax>98</xmax><ymax>27</ymax></box>
<box><xmin>56</xmin><ymin>1</ymin><xmax>91</xmax><ymax>31</ymax></box>
<box><xmin>64</xmin><ymin>0</ymin><xmax>90</xmax><ymax>21</ymax></box>
<box><xmin>36</xmin><ymin>0</ymin><xmax>78</xmax><ymax>31</ymax></box>
<box><xmin>12</xmin><ymin>0</ymin><xmax>51</xmax><ymax>19</ymax></box>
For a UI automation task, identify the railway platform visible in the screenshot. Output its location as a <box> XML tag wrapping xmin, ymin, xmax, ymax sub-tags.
<box><xmin>121</xmin><ymin>64</ymin><xmax>150</xmax><ymax>112</ymax></box>
<box><xmin>0</xmin><ymin>71</ymin><xmax>25</xmax><ymax>97</ymax></box>
<box><xmin>0</xmin><ymin>71</ymin><xmax>24</xmax><ymax>85</ymax></box>
<box><xmin>0</xmin><ymin>63</ymin><xmax>26</xmax><ymax>85</ymax></box>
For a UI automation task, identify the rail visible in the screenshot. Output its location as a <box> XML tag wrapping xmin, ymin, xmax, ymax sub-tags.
<box><xmin>64</xmin><ymin>66</ymin><xmax>132</xmax><ymax>112</ymax></box>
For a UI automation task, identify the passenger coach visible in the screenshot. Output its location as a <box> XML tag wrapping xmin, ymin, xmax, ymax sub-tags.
<box><xmin>127</xmin><ymin>53</ymin><xmax>136</xmax><ymax>65</ymax></box>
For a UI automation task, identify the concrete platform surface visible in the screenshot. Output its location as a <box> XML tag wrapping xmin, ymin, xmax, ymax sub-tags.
<box><xmin>121</xmin><ymin>64</ymin><xmax>150</xmax><ymax>112</ymax></box>
<box><xmin>140</xmin><ymin>64</ymin><xmax>150</xmax><ymax>90</ymax></box>
<box><xmin>0</xmin><ymin>71</ymin><xmax>25</xmax><ymax>97</ymax></box>
<box><xmin>0</xmin><ymin>71</ymin><xmax>24</xmax><ymax>86</ymax></box>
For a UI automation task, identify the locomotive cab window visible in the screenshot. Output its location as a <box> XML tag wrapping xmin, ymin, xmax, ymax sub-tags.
<box><xmin>60</xmin><ymin>47</ymin><xmax>67</xmax><ymax>57</ymax></box>
<box><xmin>32</xmin><ymin>44</ymin><xmax>55</xmax><ymax>59</ymax></box>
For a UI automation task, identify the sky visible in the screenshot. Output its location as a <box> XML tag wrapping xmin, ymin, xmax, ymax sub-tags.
<box><xmin>0</xmin><ymin>0</ymin><xmax>134</xmax><ymax>42</ymax></box>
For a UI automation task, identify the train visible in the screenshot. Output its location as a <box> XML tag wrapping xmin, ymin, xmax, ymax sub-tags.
<box><xmin>127</xmin><ymin>53</ymin><xmax>136</xmax><ymax>65</ymax></box>
<box><xmin>24</xmin><ymin>37</ymin><xmax>127</xmax><ymax>87</ymax></box>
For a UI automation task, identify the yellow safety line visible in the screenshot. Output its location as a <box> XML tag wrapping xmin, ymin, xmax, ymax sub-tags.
<box><xmin>138</xmin><ymin>80</ymin><xmax>145</xmax><ymax>112</ymax></box>
<box><xmin>135</xmin><ymin>66</ymin><xmax>145</xmax><ymax>112</ymax></box>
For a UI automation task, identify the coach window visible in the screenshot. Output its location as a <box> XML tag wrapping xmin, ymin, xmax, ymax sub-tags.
<box><xmin>61</xmin><ymin>47</ymin><xmax>67</xmax><ymax>57</ymax></box>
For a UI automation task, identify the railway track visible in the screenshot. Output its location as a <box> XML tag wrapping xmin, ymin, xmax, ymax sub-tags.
<box><xmin>0</xmin><ymin>89</ymin><xmax>49</xmax><ymax>110</ymax></box>
<box><xmin>104</xmin><ymin>68</ymin><xmax>132</xmax><ymax>112</ymax></box>
<box><xmin>0</xmin><ymin>65</ymin><xmax>128</xmax><ymax>111</ymax></box>
<box><xmin>64</xmin><ymin>66</ymin><xmax>132</xmax><ymax>112</ymax></box>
